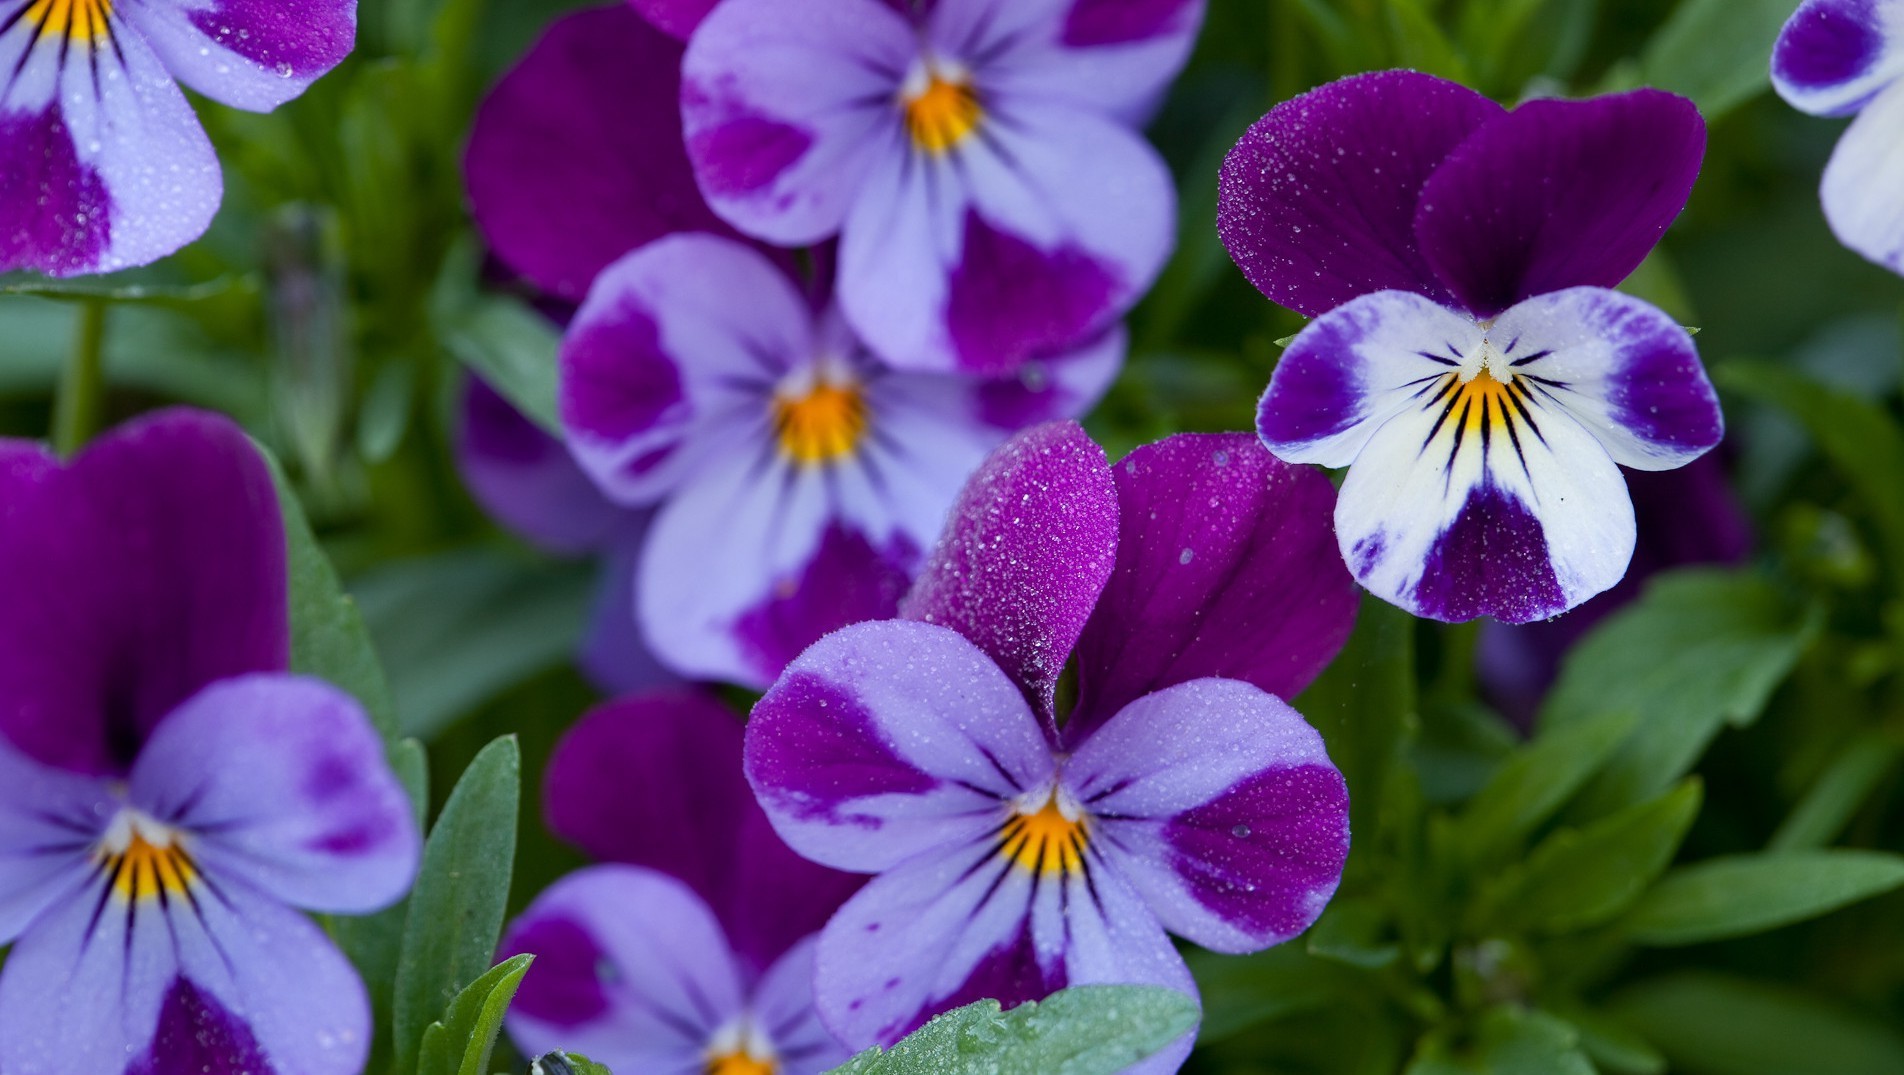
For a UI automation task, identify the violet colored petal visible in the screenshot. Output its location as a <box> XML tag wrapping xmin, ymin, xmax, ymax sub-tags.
<box><xmin>502</xmin><ymin>866</ymin><xmax>742</xmax><ymax>1070</ymax></box>
<box><xmin>0</xmin><ymin>409</ymin><xmax>288</xmax><ymax>777</ymax></box>
<box><xmin>1070</xmin><ymin>435</ymin><xmax>1356</xmax><ymax>739</ymax></box>
<box><xmin>128</xmin><ymin>675</ymin><xmax>420</xmax><ymax>915</ymax></box>
<box><xmin>0</xmin><ymin>739</ymin><xmax>113</xmax><ymax>943</ymax></box>
<box><xmin>745</xmin><ymin>620</ymin><xmax>1053</xmax><ymax>872</ymax></box>
<box><xmin>457</xmin><ymin>377</ymin><xmax>624</xmax><ymax>555</ymax></box>
<box><xmin>631</xmin><ymin>0</ymin><xmax>718</xmax><ymax>40</ymax></box>
<box><xmin>1217</xmin><ymin>71</ymin><xmax>1503</xmax><ymax>317</ymax></box>
<box><xmin>965</xmin><ymin>325</ymin><xmax>1126</xmax><ymax>432</ymax></box>
<box><xmin>900</xmin><ymin>422</ymin><xmax>1119</xmax><ymax>721</ymax></box>
<box><xmin>1068</xmin><ymin>678</ymin><xmax>1347</xmax><ymax>953</ymax></box>
<box><xmin>1820</xmin><ymin>79</ymin><xmax>1904</xmax><ymax>274</ymax></box>
<box><xmin>751</xmin><ymin>938</ymin><xmax>854</xmax><ymax>1074</ymax></box>
<box><xmin>577</xmin><ymin>535</ymin><xmax>681</xmax><ymax>696</ymax></box>
<box><xmin>1414</xmin><ymin>89</ymin><xmax>1705</xmax><ymax>319</ymax></box>
<box><xmin>681</xmin><ymin>0</ymin><xmax>914</xmax><ymax>245</ymax></box>
<box><xmin>1773</xmin><ymin>0</ymin><xmax>1904</xmax><ymax>116</ymax></box>
<box><xmin>464</xmin><ymin>5</ymin><xmax>745</xmax><ymax>301</ymax></box>
<box><xmin>728</xmin><ymin>806</ymin><xmax>867</xmax><ymax>978</ymax></box>
<box><xmin>1489</xmin><ymin>287</ymin><xmax>1722</xmax><ymax>470</ymax></box>
<box><xmin>559</xmin><ymin>234</ymin><xmax>812</xmax><ymax>507</ymax></box>
<box><xmin>0</xmin><ymin>17</ymin><xmax>220</xmax><ymax>275</ymax></box>
<box><xmin>131</xmin><ymin>979</ymin><xmax>273</xmax><ymax>1075</ymax></box>
<box><xmin>121</xmin><ymin>0</ymin><xmax>355</xmax><ymax>112</ymax></box>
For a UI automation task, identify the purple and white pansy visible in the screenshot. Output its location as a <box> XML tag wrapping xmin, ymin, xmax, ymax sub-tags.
<box><xmin>0</xmin><ymin>0</ymin><xmax>354</xmax><ymax>276</ymax></box>
<box><xmin>1219</xmin><ymin>71</ymin><xmax>1725</xmax><ymax>624</ymax></box>
<box><xmin>1773</xmin><ymin>0</ymin><xmax>1904</xmax><ymax>274</ymax></box>
<box><xmin>559</xmin><ymin>231</ymin><xmax>1119</xmax><ymax>689</ymax></box>
<box><xmin>681</xmin><ymin>0</ymin><xmax>1198</xmax><ymax>375</ymax></box>
<box><xmin>0</xmin><ymin>409</ymin><xmax>420</xmax><ymax>1075</ymax></box>
<box><xmin>744</xmin><ymin>422</ymin><xmax>1357</xmax><ymax>1070</ymax></box>
<box><xmin>503</xmin><ymin>690</ymin><xmax>861</xmax><ymax>1073</ymax></box>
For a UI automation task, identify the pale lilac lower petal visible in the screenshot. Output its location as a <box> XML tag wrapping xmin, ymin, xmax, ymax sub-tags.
<box><xmin>457</xmin><ymin>377</ymin><xmax>625</xmax><ymax>556</ymax></box>
<box><xmin>746</xmin><ymin>620</ymin><xmax>1051</xmax><ymax>872</ymax></box>
<box><xmin>121</xmin><ymin>0</ymin><xmax>355</xmax><ymax>112</ymax></box>
<box><xmin>941</xmin><ymin>0</ymin><xmax>1206</xmax><ymax>123</ymax></box>
<box><xmin>502</xmin><ymin>866</ymin><xmax>742</xmax><ymax>1071</ymax></box>
<box><xmin>1069</xmin><ymin>678</ymin><xmax>1347</xmax><ymax>953</ymax></box>
<box><xmin>577</xmin><ymin>537</ymin><xmax>680</xmax><ymax>696</ymax></box>
<box><xmin>752</xmin><ymin>938</ymin><xmax>852</xmax><ymax>1074</ymax></box>
<box><xmin>1821</xmin><ymin>78</ymin><xmax>1904</xmax><ymax>275</ymax></box>
<box><xmin>1489</xmin><ymin>288</ymin><xmax>1721</xmax><ymax>469</ymax></box>
<box><xmin>1774</xmin><ymin>0</ymin><xmax>1904</xmax><ymax>116</ymax></box>
<box><xmin>0</xmin><ymin>741</ymin><xmax>115</xmax><ymax>942</ymax></box>
<box><xmin>1071</xmin><ymin>435</ymin><xmax>1356</xmax><ymax>738</ymax></box>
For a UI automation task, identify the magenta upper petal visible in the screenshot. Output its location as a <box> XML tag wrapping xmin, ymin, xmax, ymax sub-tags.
<box><xmin>0</xmin><ymin>410</ymin><xmax>288</xmax><ymax>777</ymax></box>
<box><xmin>1774</xmin><ymin>0</ymin><xmax>1904</xmax><ymax>116</ymax></box>
<box><xmin>1414</xmin><ymin>89</ymin><xmax>1706</xmax><ymax>319</ymax></box>
<box><xmin>1217</xmin><ymin>71</ymin><xmax>1503</xmax><ymax>317</ymax></box>
<box><xmin>464</xmin><ymin>4</ymin><xmax>746</xmax><ymax>301</ymax></box>
<box><xmin>1069</xmin><ymin>435</ymin><xmax>1356</xmax><ymax>740</ymax></box>
<box><xmin>456</xmin><ymin>377</ymin><xmax>625</xmax><ymax>555</ymax></box>
<box><xmin>900</xmin><ymin>422</ymin><xmax>1119</xmax><ymax>722</ymax></box>
<box><xmin>121</xmin><ymin>0</ymin><xmax>355</xmax><ymax>113</ymax></box>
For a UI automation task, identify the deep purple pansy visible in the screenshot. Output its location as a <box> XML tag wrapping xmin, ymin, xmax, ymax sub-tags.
<box><xmin>681</xmin><ymin>0</ymin><xmax>1199</xmax><ymax>375</ymax></box>
<box><xmin>1772</xmin><ymin>0</ymin><xmax>1904</xmax><ymax>274</ymax></box>
<box><xmin>0</xmin><ymin>0</ymin><xmax>354</xmax><ymax>276</ymax></box>
<box><xmin>1219</xmin><ymin>72</ymin><xmax>1725</xmax><ymax>624</ymax></box>
<box><xmin>502</xmin><ymin>690</ymin><xmax>861</xmax><ymax>1072</ymax></box>
<box><xmin>558</xmin><ymin>232</ymin><xmax>1120</xmax><ymax>689</ymax></box>
<box><xmin>0</xmin><ymin>409</ymin><xmax>420</xmax><ymax>1075</ymax></box>
<box><xmin>744</xmin><ymin>422</ymin><xmax>1358</xmax><ymax>1071</ymax></box>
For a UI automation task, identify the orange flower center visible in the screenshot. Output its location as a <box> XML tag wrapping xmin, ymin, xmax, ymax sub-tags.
<box><xmin>904</xmin><ymin>73</ymin><xmax>982</xmax><ymax>154</ymax></box>
<box><xmin>706</xmin><ymin>1051</ymin><xmax>776</xmax><ymax>1075</ymax></box>
<box><xmin>25</xmin><ymin>0</ymin><xmax>113</xmax><ymax>42</ymax></box>
<box><xmin>95</xmin><ymin>813</ymin><xmax>200</xmax><ymax>904</ymax></box>
<box><xmin>999</xmin><ymin>794</ymin><xmax>1088</xmax><ymax>876</ymax></box>
<box><xmin>771</xmin><ymin>380</ymin><xmax>867</xmax><ymax>465</ymax></box>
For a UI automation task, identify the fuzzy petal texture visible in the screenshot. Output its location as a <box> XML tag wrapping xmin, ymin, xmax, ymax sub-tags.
<box><xmin>0</xmin><ymin>409</ymin><xmax>287</xmax><ymax>777</ymax></box>
<box><xmin>457</xmin><ymin>376</ymin><xmax>625</xmax><ymax>555</ymax></box>
<box><xmin>1413</xmin><ymin>89</ymin><xmax>1706</xmax><ymax>319</ymax></box>
<box><xmin>127</xmin><ymin>674</ymin><xmax>420</xmax><ymax>915</ymax></box>
<box><xmin>1773</xmin><ymin>0</ymin><xmax>1904</xmax><ymax>116</ymax></box>
<box><xmin>121</xmin><ymin>0</ymin><xmax>356</xmax><ymax>112</ymax></box>
<box><xmin>1070</xmin><ymin>434</ymin><xmax>1357</xmax><ymax>739</ymax></box>
<box><xmin>901</xmin><ymin>421</ymin><xmax>1119</xmax><ymax>722</ymax></box>
<box><xmin>1068</xmin><ymin>678</ymin><xmax>1348</xmax><ymax>953</ymax></box>
<box><xmin>1820</xmin><ymin>77</ymin><xmax>1904</xmax><ymax>274</ymax></box>
<box><xmin>746</xmin><ymin>620</ymin><xmax>1055</xmax><ymax>873</ymax></box>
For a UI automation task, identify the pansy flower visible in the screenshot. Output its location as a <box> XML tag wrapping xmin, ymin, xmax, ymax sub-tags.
<box><xmin>1219</xmin><ymin>71</ymin><xmax>1725</xmax><ymax>623</ymax></box>
<box><xmin>744</xmin><ymin>422</ymin><xmax>1358</xmax><ymax>1070</ymax></box>
<box><xmin>560</xmin><ymin>232</ymin><xmax>1119</xmax><ymax>688</ymax></box>
<box><xmin>503</xmin><ymin>690</ymin><xmax>862</xmax><ymax>1072</ymax></box>
<box><xmin>1772</xmin><ymin>0</ymin><xmax>1904</xmax><ymax>274</ymax></box>
<box><xmin>0</xmin><ymin>0</ymin><xmax>353</xmax><ymax>275</ymax></box>
<box><xmin>681</xmin><ymin>0</ymin><xmax>1199</xmax><ymax>374</ymax></box>
<box><xmin>0</xmin><ymin>409</ymin><xmax>420</xmax><ymax>1075</ymax></box>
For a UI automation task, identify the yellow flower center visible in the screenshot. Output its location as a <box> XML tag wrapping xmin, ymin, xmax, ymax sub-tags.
<box><xmin>706</xmin><ymin>1054</ymin><xmax>776</xmax><ymax>1075</ymax></box>
<box><xmin>771</xmin><ymin>380</ymin><xmax>867</xmax><ymax>465</ymax></box>
<box><xmin>25</xmin><ymin>0</ymin><xmax>112</xmax><ymax>42</ymax></box>
<box><xmin>95</xmin><ymin>813</ymin><xmax>200</xmax><ymax>904</ymax></box>
<box><xmin>904</xmin><ymin>73</ymin><xmax>982</xmax><ymax>155</ymax></box>
<box><xmin>1000</xmin><ymin>794</ymin><xmax>1088</xmax><ymax>876</ymax></box>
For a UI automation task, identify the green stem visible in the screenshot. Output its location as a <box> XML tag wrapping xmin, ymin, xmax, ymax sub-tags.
<box><xmin>52</xmin><ymin>300</ymin><xmax>107</xmax><ymax>457</ymax></box>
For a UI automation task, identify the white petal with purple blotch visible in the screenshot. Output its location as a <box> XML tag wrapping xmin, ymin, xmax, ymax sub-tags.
<box><xmin>1822</xmin><ymin>77</ymin><xmax>1904</xmax><ymax>275</ymax></box>
<box><xmin>121</xmin><ymin>0</ymin><xmax>356</xmax><ymax>113</ymax></box>
<box><xmin>1773</xmin><ymin>0</ymin><xmax>1904</xmax><ymax>116</ymax></box>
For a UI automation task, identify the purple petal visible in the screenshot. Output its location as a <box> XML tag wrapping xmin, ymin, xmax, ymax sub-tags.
<box><xmin>630</xmin><ymin>0</ymin><xmax>718</xmax><ymax>40</ymax></box>
<box><xmin>745</xmin><ymin>620</ymin><xmax>1052</xmax><ymax>872</ymax></box>
<box><xmin>1069</xmin><ymin>678</ymin><xmax>1347</xmax><ymax>953</ymax></box>
<box><xmin>127</xmin><ymin>675</ymin><xmax>421</xmax><ymax>915</ymax></box>
<box><xmin>725</xmin><ymin>522</ymin><xmax>918</xmax><ymax>686</ymax></box>
<box><xmin>122</xmin><ymin>0</ymin><xmax>354</xmax><ymax>112</ymax></box>
<box><xmin>1217</xmin><ymin>71</ymin><xmax>1503</xmax><ymax>317</ymax></box>
<box><xmin>1069</xmin><ymin>435</ymin><xmax>1356</xmax><ymax>740</ymax></box>
<box><xmin>728</xmin><ymin>806</ymin><xmax>867</xmax><ymax>978</ymax></box>
<box><xmin>502</xmin><ymin>866</ymin><xmax>741</xmax><ymax>1070</ymax></box>
<box><xmin>1820</xmin><ymin>79</ymin><xmax>1904</xmax><ymax>274</ymax></box>
<box><xmin>0</xmin><ymin>740</ymin><xmax>113</xmax><ymax>942</ymax></box>
<box><xmin>900</xmin><ymin>422</ymin><xmax>1119</xmax><ymax>722</ymax></box>
<box><xmin>0</xmin><ymin>23</ymin><xmax>220</xmax><ymax>275</ymax></box>
<box><xmin>131</xmin><ymin>979</ymin><xmax>272</xmax><ymax>1075</ymax></box>
<box><xmin>965</xmin><ymin>325</ymin><xmax>1126</xmax><ymax>431</ymax></box>
<box><xmin>681</xmin><ymin>0</ymin><xmax>913</xmax><ymax>245</ymax></box>
<box><xmin>1414</xmin><ymin>89</ymin><xmax>1705</xmax><ymax>319</ymax></box>
<box><xmin>577</xmin><ymin>536</ymin><xmax>681</xmax><ymax>696</ymax></box>
<box><xmin>464</xmin><ymin>5</ymin><xmax>747</xmax><ymax>301</ymax></box>
<box><xmin>0</xmin><ymin>409</ymin><xmax>288</xmax><ymax>777</ymax></box>
<box><xmin>751</xmin><ymin>938</ymin><xmax>854</xmax><ymax>1074</ymax></box>
<box><xmin>1773</xmin><ymin>0</ymin><xmax>1904</xmax><ymax>116</ymax></box>
<box><xmin>456</xmin><ymin>377</ymin><xmax>625</xmax><ymax>555</ymax></box>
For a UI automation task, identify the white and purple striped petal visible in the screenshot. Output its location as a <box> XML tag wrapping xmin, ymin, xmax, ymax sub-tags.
<box><xmin>1774</xmin><ymin>0</ymin><xmax>1904</xmax><ymax>116</ymax></box>
<box><xmin>120</xmin><ymin>0</ymin><xmax>354</xmax><ymax>112</ymax></box>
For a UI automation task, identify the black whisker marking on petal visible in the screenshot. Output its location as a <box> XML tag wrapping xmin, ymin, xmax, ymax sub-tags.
<box><xmin>1501</xmin><ymin>400</ymin><xmax>1533</xmax><ymax>482</ymax></box>
<box><xmin>1522</xmin><ymin>373</ymin><xmax>1571</xmax><ymax>389</ymax></box>
<box><xmin>0</xmin><ymin>4</ymin><xmax>32</xmax><ymax>39</ymax></box>
<box><xmin>1508</xmin><ymin>348</ymin><xmax>1552</xmax><ymax>367</ymax></box>
<box><xmin>1504</xmin><ymin>382</ymin><xmax>1549</xmax><ymax>448</ymax></box>
<box><xmin>31</xmin><ymin>808</ymin><xmax>98</xmax><ymax>836</ymax></box>
<box><xmin>1502</xmin><ymin>335</ymin><xmax>1522</xmax><ymax>355</ymax></box>
<box><xmin>82</xmin><ymin>870</ymin><xmax>116</xmax><ymax>952</ymax></box>
<box><xmin>1446</xmin><ymin>398</ymin><xmax>1472</xmax><ymax>468</ymax></box>
<box><xmin>1082</xmin><ymin>776</ymin><xmax>1135</xmax><ymax>805</ymax></box>
<box><xmin>1418</xmin><ymin>378</ymin><xmax>1462</xmax><ymax>451</ymax></box>
<box><xmin>1443</xmin><ymin>342</ymin><xmax>1465</xmax><ymax>362</ymax></box>
<box><xmin>1414</xmin><ymin>351</ymin><xmax>1458</xmax><ymax>367</ymax></box>
<box><xmin>972</xmin><ymin>742</ymin><xmax>1019</xmax><ymax>793</ymax></box>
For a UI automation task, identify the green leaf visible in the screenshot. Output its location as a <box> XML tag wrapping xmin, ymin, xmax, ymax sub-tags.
<box><xmin>1540</xmin><ymin>569</ymin><xmax>1815</xmax><ymax>819</ymax></box>
<box><xmin>1405</xmin><ymin>1007</ymin><xmax>1595</xmax><ymax>1075</ymax></box>
<box><xmin>416</xmin><ymin>954</ymin><xmax>534</xmax><ymax>1075</ymax></box>
<box><xmin>1297</xmin><ymin>598</ymin><xmax>1417</xmax><ymax>842</ymax></box>
<box><xmin>1455</xmin><ymin>708</ymin><xmax>1640</xmax><ymax>862</ymax></box>
<box><xmin>529</xmin><ymin>1054</ymin><xmax>613</xmax><ymax>1075</ymax></box>
<box><xmin>1384</xmin><ymin>0</ymin><xmax>1476</xmax><ymax>83</ymax></box>
<box><xmin>1186</xmin><ymin>945</ymin><xmax>1362</xmax><ymax>1042</ymax></box>
<box><xmin>825</xmin><ymin>986</ymin><xmax>1199</xmax><ymax>1075</ymax></box>
<box><xmin>1639</xmin><ymin>0</ymin><xmax>1795</xmax><ymax>121</ymax></box>
<box><xmin>1608</xmin><ymin>973</ymin><xmax>1904</xmax><ymax>1074</ymax></box>
<box><xmin>0</xmin><ymin>271</ymin><xmax>253</xmax><ymax>306</ymax></box>
<box><xmin>440</xmin><ymin>294</ymin><xmax>561</xmax><ymax>436</ymax></box>
<box><xmin>1625</xmin><ymin>849</ymin><xmax>1904</xmax><ymax>946</ymax></box>
<box><xmin>1770</xmin><ymin>732</ymin><xmax>1903</xmax><ymax>850</ymax></box>
<box><xmin>258</xmin><ymin>441</ymin><xmax>399</xmax><ymax>740</ymax></box>
<box><xmin>1489</xmin><ymin>779</ymin><xmax>1702</xmax><ymax>934</ymax></box>
<box><xmin>392</xmin><ymin>736</ymin><xmax>521</xmax><ymax>1075</ymax></box>
<box><xmin>330</xmin><ymin>737</ymin><xmax>428</xmax><ymax>1074</ymax></box>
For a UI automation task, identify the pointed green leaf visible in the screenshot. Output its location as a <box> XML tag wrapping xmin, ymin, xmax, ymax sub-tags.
<box><xmin>825</xmin><ymin>986</ymin><xmax>1199</xmax><ymax>1075</ymax></box>
<box><xmin>330</xmin><ymin>737</ymin><xmax>427</xmax><ymax>1075</ymax></box>
<box><xmin>1456</xmin><ymin>708</ymin><xmax>1640</xmax><ymax>861</ymax></box>
<box><xmin>529</xmin><ymin>1054</ymin><xmax>613</xmax><ymax>1075</ymax></box>
<box><xmin>1608</xmin><ymin>973</ymin><xmax>1904</xmax><ymax>1073</ymax></box>
<box><xmin>1490</xmin><ymin>780</ymin><xmax>1702</xmax><ymax>934</ymax></box>
<box><xmin>416</xmin><ymin>954</ymin><xmax>534</xmax><ymax>1075</ymax></box>
<box><xmin>1639</xmin><ymin>0</ymin><xmax>1796</xmax><ymax>121</ymax></box>
<box><xmin>1625</xmin><ymin>850</ymin><xmax>1904</xmax><ymax>946</ymax></box>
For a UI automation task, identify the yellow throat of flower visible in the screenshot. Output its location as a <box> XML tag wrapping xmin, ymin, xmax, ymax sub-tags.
<box><xmin>904</xmin><ymin>72</ymin><xmax>982</xmax><ymax>155</ymax></box>
<box><xmin>706</xmin><ymin>1054</ymin><xmax>776</xmax><ymax>1075</ymax></box>
<box><xmin>1000</xmin><ymin>794</ymin><xmax>1088</xmax><ymax>876</ymax></box>
<box><xmin>96</xmin><ymin>817</ymin><xmax>200</xmax><ymax>903</ymax></box>
<box><xmin>772</xmin><ymin>380</ymin><xmax>867</xmax><ymax>465</ymax></box>
<box><xmin>25</xmin><ymin>0</ymin><xmax>113</xmax><ymax>42</ymax></box>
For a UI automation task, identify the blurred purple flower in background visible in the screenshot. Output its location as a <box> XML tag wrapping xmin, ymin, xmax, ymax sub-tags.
<box><xmin>1772</xmin><ymin>0</ymin><xmax>1904</xmax><ymax>274</ymax></box>
<box><xmin>681</xmin><ymin>0</ymin><xmax>1199</xmax><ymax>374</ymax></box>
<box><xmin>503</xmin><ymin>690</ymin><xmax>861</xmax><ymax>1072</ymax></box>
<box><xmin>0</xmin><ymin>0</ymin><xmax>355</xmax><ymax>275</ymax></box>
<box><xmin>1221</xmin><ymin>71</ymin><xmax>1725</xmax><ymax>624</ymax></box>
<box><xmin>744</xmin><ymin>423</ymin><xmax>1357</xmax><ymax>1071</ymax></box>
<box><xmin>0</xmin><ymin>410</ymin><xmax>420</xmax><ymax>1075</ymax></box>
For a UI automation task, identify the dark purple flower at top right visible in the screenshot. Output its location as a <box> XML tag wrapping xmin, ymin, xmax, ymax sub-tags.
<box><xmin>1219</xmin><ymin>72</ymin><xmax>1726</xmax><ymax>624</ymax></box>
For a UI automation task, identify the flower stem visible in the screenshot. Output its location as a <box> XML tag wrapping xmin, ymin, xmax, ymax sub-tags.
<box><xmin>52</xmin><ymin>299</ymin><xmax>108</xmax><ymax>457</ymax></box>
